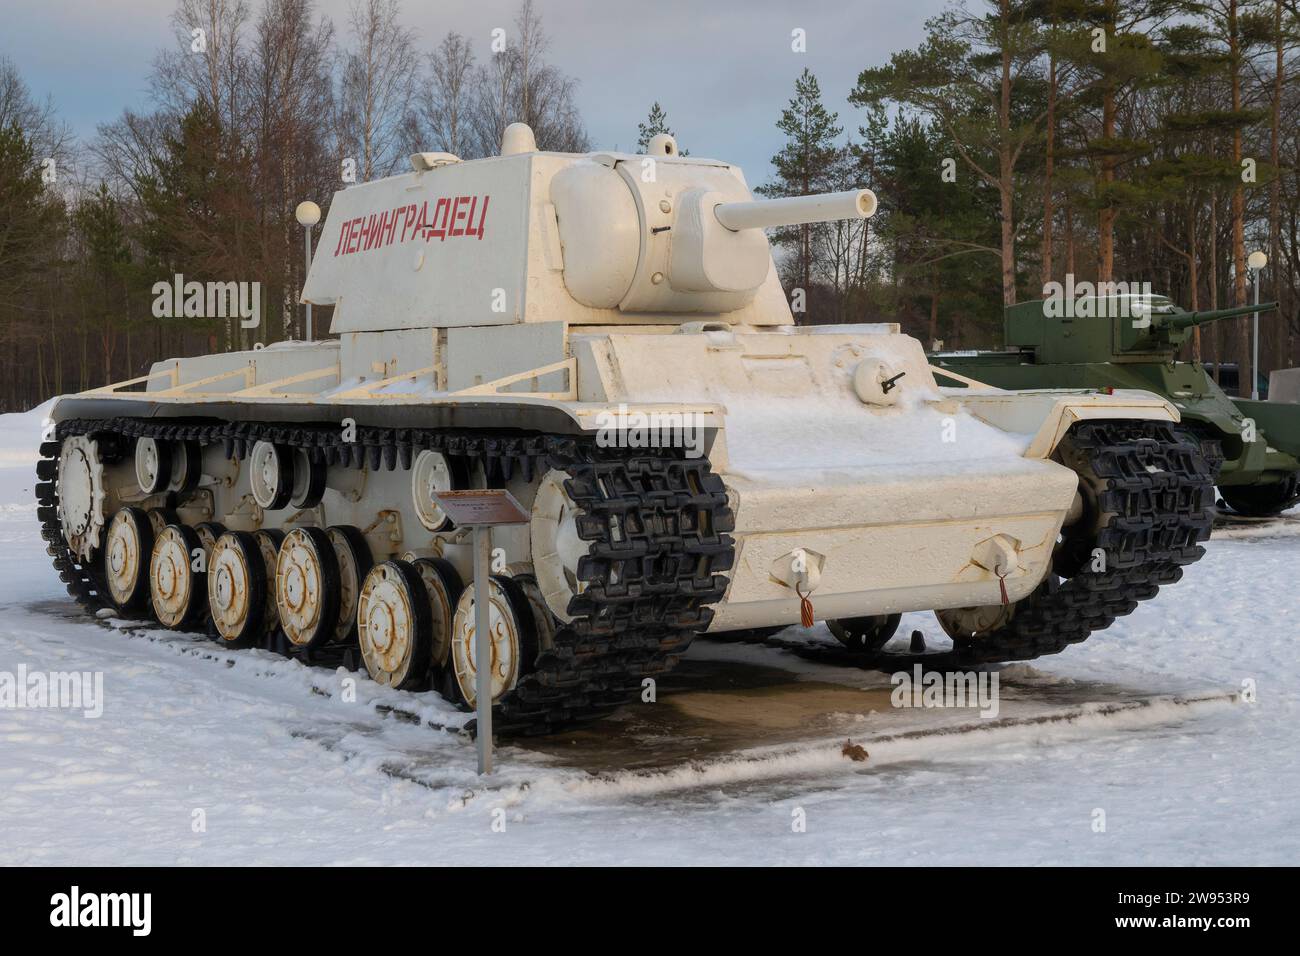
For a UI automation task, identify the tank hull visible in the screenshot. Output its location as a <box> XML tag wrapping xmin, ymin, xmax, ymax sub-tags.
<box><xmin>49</xmin><ymin>325</ymin><xmax>1191</xmax><ymax>629</ymax></box>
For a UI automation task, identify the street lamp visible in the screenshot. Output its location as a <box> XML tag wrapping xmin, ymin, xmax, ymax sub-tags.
<box><xmin>295</xmin><ymin>201</ymin><xmax>322</xmax><ymax>341</ymax></box>
<box><xmin>1247</xmin><ymin>250</ymin><xmax>1268</xmax><ymax>400</ymax></box>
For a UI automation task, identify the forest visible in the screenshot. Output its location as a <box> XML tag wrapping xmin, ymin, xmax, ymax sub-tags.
<box><xmin>2</xmin><ymin>0</ymin><xmax>1298</xmax><ymax>410</ymax></box>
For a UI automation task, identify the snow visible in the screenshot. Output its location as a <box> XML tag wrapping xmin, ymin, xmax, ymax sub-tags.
<box><xmin>2</xmin><ymin>402</ymin><xmax>1299</xmax><ymax>865</ymax></box>
<box><xmin>0</xmin><ymin>399</ymin><xmax>53</xmax><ymax>513</ymax></box>
<box><xmin>719</xmin><ymin>393</ymin><xmax>1033</xmax><ymax>480</ymax></box>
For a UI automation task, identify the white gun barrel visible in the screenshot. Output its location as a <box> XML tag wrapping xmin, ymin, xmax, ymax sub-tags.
<box><xmin>713</xmin><ymin>189</ymin><xmax>877</xmax><ymax>232</ymax></box>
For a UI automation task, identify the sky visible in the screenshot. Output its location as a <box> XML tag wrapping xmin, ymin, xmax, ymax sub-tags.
<box><xmin>2</xmin><ymin>0</ymin><xmax>947</xmax><ymax>187</ymax></box>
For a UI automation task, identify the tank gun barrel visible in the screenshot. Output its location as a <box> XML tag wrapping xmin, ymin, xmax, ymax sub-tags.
<box><xmin>1158</xmin><ymin>301</ymin><xmax>1278</xmax><ymax>331</ymax></box>
<box><xmin>713</xmin><ymin>189</ymin><xmax>877</xmax><ymax>232</ymax></box>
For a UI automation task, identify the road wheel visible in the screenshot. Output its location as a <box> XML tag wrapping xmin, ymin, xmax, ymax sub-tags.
<box><xmin>103</xmin><ymin>507</ymin><xmax>154</xmax><ymax>613</ymax></box>
<box><xmin>275</xmin><ymin>527</ymin><xmax>340</xmax><ymax>649</ymax></box>
<box><xmin>290</xmin><ymin>449</ymin><xmax>327</xmax><ymax>509</ymax></box>
<box><xmin>171</xmin><ymin>440</ymin><xmax>203</xmax><ymax>493</ymax></box>
<box><xmin>412</xmin><ymin>557</ymin><xmax>464</xmax><ymax>676</ymax></box>
<box><xmin>150</xmin><ymin>523</ymin><xmax>207</xmax><ymax>628</ymax></box>
<box><xmin>1220</xmin><ymin>474</ymin><xmax>1300</xmax><ymax>517</ymax></box>
<box><xmin>207</xmin><ymin>531</ymin><xmax>266</xmax><ymax>647</ymax></box>
<box><xmin>357</xmin><ymin>560</ymin><xmax>432</xmax><ymax>689</ymax></box>
<box><xmin>411</xmin><ymin>451</ymin><xmax>466</xmax><ymax>531</ymax></box>
<box><xmin>194</xmin><ymin>521</ymin><xmax>225</xmax><ymax>561</ymax></box>
<box><xmin>253</xmin><ymin>529</ymin><xmax>285</xmax><ymax>636</ymax></box>
<box><xmin>828</xmin><ymin>614</ymin><xmax>901</xmax><ymax>654</ymax></box>
<box><xmin>327</xmin><ymin>525</ymin><xmax>373</xmax><ymax>643</ymax></box>
<box><xmin>448</xmin><ymin>574</ymin><xmax>539</xmax><ymax>709</ymax></box>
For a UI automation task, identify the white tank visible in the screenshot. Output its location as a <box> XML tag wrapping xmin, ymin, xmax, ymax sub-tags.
<box><xmin>39</xmin><ymin>122</ymin><xmax>1216</xmax><ymax>734</ymax></box>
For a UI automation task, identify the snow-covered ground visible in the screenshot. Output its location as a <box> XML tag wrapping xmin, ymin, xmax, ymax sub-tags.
<box><xmin>1</xmin><ymin>404</ymin><xmax>1297</xmax><ymax>865</ymax></box>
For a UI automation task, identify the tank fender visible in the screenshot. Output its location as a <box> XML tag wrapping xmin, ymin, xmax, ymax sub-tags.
<box><xmin>1232</xmin><ymin>397</ymin><xmax>1300</xmax><ymax>459</ymax></box>
<box><xmin>955</xmin><ymin>390</ymin><xmax>1179</xmax><ymax>459</ymax></box>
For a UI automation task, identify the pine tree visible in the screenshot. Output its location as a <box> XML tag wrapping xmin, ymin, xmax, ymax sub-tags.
<box><xmin>636</xmin><ymin>101</ymin><xmax>687</xmax><ymax>153</ymax></box>
<box><xmin>759</xmin><ymin>68</ymin><xmax>843</xmax><ymax>301</ymax></box>
<box><xmin>1137</xmin><ymin>21</ymin><xmax>1239</xmax><ymax>359</ymax></box>
<box><xmin>876</xmin><ymin>116</ymin><xmax>1003</xmax><ymax>346</ymax></box>
<box><xmin>852</xmin><ymin>1</ymin><xmax>1048</xmax><ymax>306</ymax></box>
<box><xmin>73</xmin><ymin>183</ymin><xmax>132</xmax><ymax>384</ymax></box>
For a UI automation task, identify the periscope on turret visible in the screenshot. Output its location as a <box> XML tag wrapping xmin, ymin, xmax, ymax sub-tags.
<box><xmin>36</xmin><ymin>123</ymin><xmax>1215</xmax><ymax>736</ymax></box>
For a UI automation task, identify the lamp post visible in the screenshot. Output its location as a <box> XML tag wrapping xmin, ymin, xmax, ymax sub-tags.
<box><xmin>295</xmin><ymin>201</ymin><xmax>322</xmax><ymax>341</ymax></box>
<box><xmin>1248</xmin><ymin>250</ymin><xmax>1268</xmax><ymax>400</ymax></box>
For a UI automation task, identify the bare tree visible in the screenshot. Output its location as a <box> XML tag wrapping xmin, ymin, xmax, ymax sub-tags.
<box><xmin>0</xmin><ymin>56</ymin><xmax>71</xmax><ymax>161</ymax></box>
<box><xmin>468</xmin><ymin>1</ymin><xmax>588</xmax><ymax>157</ymax></box>
<box><xmin>250</xmin><ymin>0</ymin><xmax>336</xmax><ymax>341</ymax></box>
<box><xmin>407</xmin><ymin>31</ymin><xmax>476</xmax><ymax>156</ymax></box>
<box><xmin>151</xmin><ymin>0</ymin><xmax>251</xmax><ymax>131</ymax></box>
<box><xmin>0</xmin><ymin>0</ymin><xmax>600</xmax><ymax>410</ymax></box>
<box><xmin>336</xmin><ymin>0</ymin><xmax>418</xmax><ymax>180</ymax></box>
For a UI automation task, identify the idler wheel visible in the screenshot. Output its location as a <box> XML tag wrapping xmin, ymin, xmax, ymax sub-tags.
<box><xmin>935</xmin><ymin>602</ymin><xmax>1019</xmax><ymax>641</ymax></box>
<box><xmin>529</xmin><ymin>468</ymin><xmax>591</xmax><ymax>623</ymax></box>
<box><xmin>59</xmin><ymin>435</ymin><xmax>107</xmax><ymax>561</ymax></box>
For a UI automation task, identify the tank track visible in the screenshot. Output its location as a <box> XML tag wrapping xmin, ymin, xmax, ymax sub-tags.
<box><xmin>948</xmin><ymin>419</ymin><xmax>1214</xmax><ymax>666</ymax></box>
<box><xmin>37</xmin><ymin>417</ymin><xmax>736</xmax><ymax>735</ymax></box>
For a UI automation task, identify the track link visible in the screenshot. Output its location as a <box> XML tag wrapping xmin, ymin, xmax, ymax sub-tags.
<box><xmin>39</xmin><ymin>417</ymin><xmax>736</xmax><ymax>735</ymax></box>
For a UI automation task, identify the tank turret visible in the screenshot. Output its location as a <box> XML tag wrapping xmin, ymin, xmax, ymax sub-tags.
<box><xmin>1002</xmin><ymin>294</ymin><xmax>1279</xmax><ymax>364</ymax></box>
<box><xmin>301</xmin><ymin>130</ymin><xmax>875</xmax><ymax>332</ymax></box>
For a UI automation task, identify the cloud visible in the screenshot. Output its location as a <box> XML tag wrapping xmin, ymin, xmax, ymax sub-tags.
<box><xmin>2</xmin><ymin>0</ymin><xmax>942</xmax><ymax>189</ymax></box>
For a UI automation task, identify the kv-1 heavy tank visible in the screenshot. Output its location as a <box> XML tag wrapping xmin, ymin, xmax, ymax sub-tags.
<box><xmin>933</xmin><ymin>292</ymin><xmax>1300</xmax><ymax>516</ymax></box>
<box><xmin>38</xmin><ymin>124</ymin><xmax>1214</xmax><ymax>734</ymax></box>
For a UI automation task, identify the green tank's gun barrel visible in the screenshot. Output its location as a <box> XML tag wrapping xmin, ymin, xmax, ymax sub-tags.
<box><xmin>1158</xmin><ymin>301</ymin><xmax>1279</xmax><ymax>331</ymax></box>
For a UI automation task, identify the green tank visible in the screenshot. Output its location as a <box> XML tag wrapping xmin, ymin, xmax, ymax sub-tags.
<box><xmin>933</xmin><ymin>293</ymin><xmax>1300</xmax><ymax>516</ymax></box>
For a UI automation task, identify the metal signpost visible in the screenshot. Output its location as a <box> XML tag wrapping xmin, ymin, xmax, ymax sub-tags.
<box><xmin>431</xmin><ymin>489</ymin><xmax>530</xmax><ymax>774</ymax></box>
